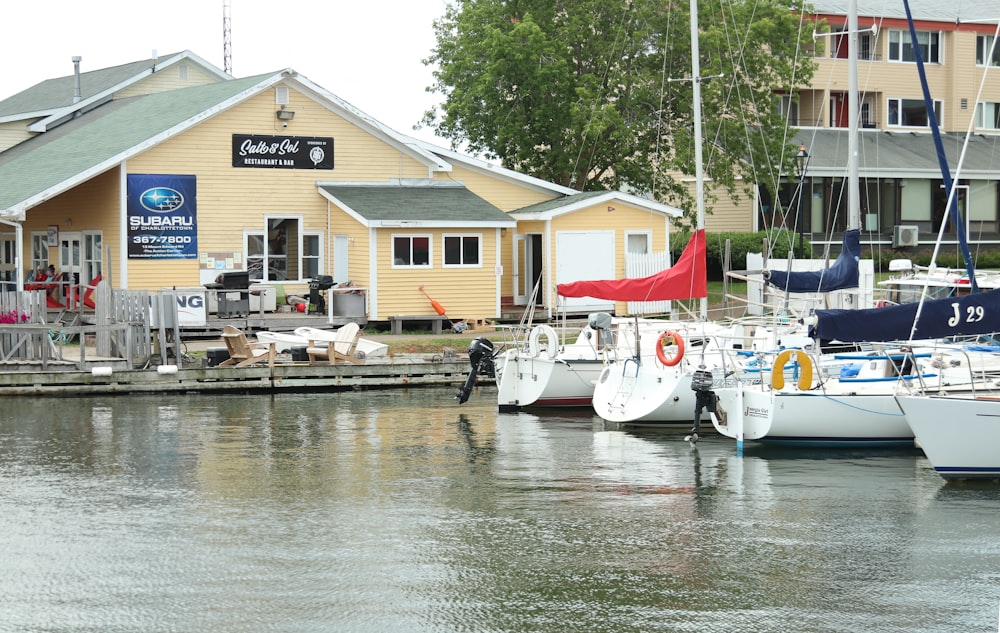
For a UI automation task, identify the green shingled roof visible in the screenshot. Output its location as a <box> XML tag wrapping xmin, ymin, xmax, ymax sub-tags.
<box><xmin>0</xmin><ymin>73</ymin><xmax>274</xmax><ymax>213</ymax></box>
<box><xmin>0</xmin><ymin>54</ymin><xmax>187</xmax><ymax>117</ymax></box>
<box><xmin>810</xmin><ymin>0</ymin><xmax>997</xmax><ymax>21</ymax></box>
<box><xmin>513</xmin><ymin>190</ymin><xmax>606</xmax><ymax>215</ymax></box>
<box><xmin>793</xmin><ymin>129</ymin><xmax>1000</xmax><ymax>177</ymax></box>
<box><xmin>320</xmin><ymin>183</ymin><xmax>514</xmax><ymax>225</ymax></box>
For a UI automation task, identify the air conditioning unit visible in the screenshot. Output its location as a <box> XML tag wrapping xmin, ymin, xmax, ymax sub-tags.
<box><xmin>892</xmin><ymin>225</ymin><xmax>919</xmax><ymax>248</ymax></box>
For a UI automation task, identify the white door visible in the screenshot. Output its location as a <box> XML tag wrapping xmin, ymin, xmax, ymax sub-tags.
<box><xmin>333</xmin><ymin>235</ymin><xmax>349</xmax><ymax>284</ymax></box>
<box><xmin>513</xmin><ymin>233</ymin><xmax>543</xmax><ymax>306</ymax></box>
<box><xmin>556</xmin><ymin>231</ymin><xmax>614</xmax><ymax>312</ymax></box>
<box><xmin>59</xmin><ymin>231</ymin><xmax>83</xmax><ymax>302</ymax></box>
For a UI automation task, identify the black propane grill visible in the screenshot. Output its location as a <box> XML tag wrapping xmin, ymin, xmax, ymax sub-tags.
<box><xmin>309</xmin><ymin>275</ymin><xmax>335</xmax><ymax>314</ymax></box>
<box><xmin>204</xmin><ymin>271</ymin><xmax>251</xmax><ymax>317</ymax></box>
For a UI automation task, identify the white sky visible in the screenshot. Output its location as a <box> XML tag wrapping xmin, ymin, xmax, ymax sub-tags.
<box><xmin>1</xmin><ymin>0</ymin><xmax>452</xmax><ymax>145</ymax></box>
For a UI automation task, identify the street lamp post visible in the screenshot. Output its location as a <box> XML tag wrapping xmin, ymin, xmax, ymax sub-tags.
<box><xmin>794</xmin><ymin>145</ymin><xmax>810</xmax><ymax>259</ymax></box>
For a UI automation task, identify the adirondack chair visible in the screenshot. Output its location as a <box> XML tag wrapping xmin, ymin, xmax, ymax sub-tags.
<box><xmin>218</xmin><ymin>325</ymin><xmax>276</xmax><ymax>368</ymax></box>
<box><xmin>306</xmin><ymin>322</ymin><xmax>364</xmax><ymax>364</ymax></box>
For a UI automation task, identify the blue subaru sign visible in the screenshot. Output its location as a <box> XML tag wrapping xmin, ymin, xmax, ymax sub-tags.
<box><xmin>127</xmin><ymin>174</ymin><xmax>197</xmax><ymax>259</ymax></box>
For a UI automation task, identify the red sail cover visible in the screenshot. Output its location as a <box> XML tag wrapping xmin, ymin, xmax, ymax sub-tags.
<box><xmin>557</xmin><ymin>229</ymin><xmax>707</xmax><ymax>301</ymax></box>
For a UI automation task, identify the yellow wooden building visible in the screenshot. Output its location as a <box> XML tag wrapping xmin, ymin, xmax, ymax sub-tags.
<box><xmin>0</xmin><ymin>51</ymin><xmax>683</xmax><ymax>323</ymax></box>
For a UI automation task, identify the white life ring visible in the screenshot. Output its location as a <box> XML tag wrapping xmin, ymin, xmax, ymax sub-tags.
<box><xmin>528</xmin><ymin>324</ymin><xmax>559</xmax><ymax>359</ymax></box>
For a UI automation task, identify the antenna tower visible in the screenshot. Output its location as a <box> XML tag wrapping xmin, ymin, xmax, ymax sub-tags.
<box><xmin>223</xmin><ymin>0</ymin><xmax>232</xmax><ymax>75</ymax></box>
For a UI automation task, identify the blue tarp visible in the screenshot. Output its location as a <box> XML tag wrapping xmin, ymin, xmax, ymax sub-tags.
<box><xmin>765</xmin><ymin>229</ymin><xmax>861</xmax><ymax>293</ymax></box>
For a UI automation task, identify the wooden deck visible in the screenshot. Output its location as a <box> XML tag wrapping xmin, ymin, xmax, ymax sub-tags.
<box><xmin>0</xmin><ymin>355</ymin><xmax>481</xmax><ymax>396</ymax></box>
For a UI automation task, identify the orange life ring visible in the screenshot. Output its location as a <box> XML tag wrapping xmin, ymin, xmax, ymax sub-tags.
<box><xmin>655</xmin><ymin>331</ymin><xmax>684</xmax><ymax>367</ymax></box>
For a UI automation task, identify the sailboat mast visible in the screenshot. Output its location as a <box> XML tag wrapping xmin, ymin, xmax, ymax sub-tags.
<box><xmin>847</xmin><ymin>0</ymin><xmax>861</xmax><ymax>231</ymax></box>
<box><xmin>690</xmin><ymin>0</ymin><xmax>708</xmax><ymax>320</ymax></box>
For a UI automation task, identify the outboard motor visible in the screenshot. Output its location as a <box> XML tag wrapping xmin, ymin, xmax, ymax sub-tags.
<box><xmin>687</xmin><ymin>365</ymin><xmax>717</xmax><ymax>443</ymax></box>
<box><xmin>587</xmin><ymin>312</ymin><xmax>614</xmax><ymax>348</ymax></box>
<box><xmin>456</xmin><ymin>337</ymin><xmax>496</xmax><ymax>404</ymax></box>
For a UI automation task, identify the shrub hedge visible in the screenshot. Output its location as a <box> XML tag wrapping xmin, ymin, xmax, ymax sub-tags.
<box><xmin>673</xmin><ymin>230</ymin><xmax>1000</xmax><ymax>279</ymax></box>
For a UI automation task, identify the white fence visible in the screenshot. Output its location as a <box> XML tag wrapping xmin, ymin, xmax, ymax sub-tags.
<box><xmin>625</xmin><ymin>250</ymin><xmax>673</xmax><ymax>315</ymax></box>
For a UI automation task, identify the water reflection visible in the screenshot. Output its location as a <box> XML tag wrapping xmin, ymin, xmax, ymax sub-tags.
<box><xmin>0</xmin><ymin>388</ymin><xmax>997</xmax><ymax>632</ymax></box>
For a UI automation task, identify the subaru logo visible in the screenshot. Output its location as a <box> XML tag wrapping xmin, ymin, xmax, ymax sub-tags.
<box><xmin>140</xmin><ymin>187</ymin><xmax>184</xmax><ymax>212</ymax></box>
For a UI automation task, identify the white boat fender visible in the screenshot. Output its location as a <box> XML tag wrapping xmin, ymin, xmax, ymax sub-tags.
<box><xmin>528</xmin><ymin>324</ymin><xmax>559</xmax><ymax>359</ymax></box>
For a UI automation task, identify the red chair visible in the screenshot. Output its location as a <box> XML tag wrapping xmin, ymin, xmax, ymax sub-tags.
<box><xmin>43</xmin><ymin>273</ymin><xmax>66</xmax><ymax>309</ymax></box>
<box><xmin>78</xmin><ymin>274</ymin><xmax>102</xmax><ymax>309</ymax></box>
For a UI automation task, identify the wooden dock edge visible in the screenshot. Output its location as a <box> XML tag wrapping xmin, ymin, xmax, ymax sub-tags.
<box><xmin>0</xmin><ymin>359</ymin><xmax>487</xmax><ymax>396</ymax></box>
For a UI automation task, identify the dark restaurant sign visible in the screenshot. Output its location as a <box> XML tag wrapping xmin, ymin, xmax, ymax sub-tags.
<box><xmin>232</xmin><ymin>134</ymin><xmax>334</xmax><ymax>169</ymax></box>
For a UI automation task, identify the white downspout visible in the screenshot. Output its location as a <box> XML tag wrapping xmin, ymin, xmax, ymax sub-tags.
<box><xmin>544</xmin><ymin>219</ymin><xmax>553</xmax><ymax>320</ymax></box>
<box><xmin>368</xmin><ymin>225</ymin><xmax>378</xmax><ymax>319</ymax></box>
<box><xmin>119</xmin><ymin>163</ymin><xmax>128</xmax><ymax>288</ymax></box>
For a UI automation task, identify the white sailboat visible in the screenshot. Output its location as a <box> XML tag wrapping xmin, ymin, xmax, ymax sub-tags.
<box><xmin>896</xmin><ymin>393</ymin><xmax>1000</xmax><ymax>479</ymax></box>
<box><xmin>493</xmin><ymin>312</ymin><xmax>692</xmax><ymax>410</ymax></box>
<box><xmin>493</xmin><ymin>188</ymin><xmax>713</xmax><ymax>411</ymax></box>
<box><xmin>706</xmin><ymin>0</ymin><xmax>920</xmax><ymax>448</ymax></box>
<box><xmin>586</xmin><ymin>0</ymin><xmax>722</xmax><ymax>428</ymax></box>
<box><xmin>889</xmin><ymin>0</ymin><xmax>1000</xmax><ymax>480</ymax></box>
<box><xmin>711</xmin><ymin>0</ymin><xmax>1000</xmax><ymax>451</ymax></box>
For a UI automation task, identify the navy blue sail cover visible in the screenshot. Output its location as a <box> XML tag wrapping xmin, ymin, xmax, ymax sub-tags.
<box><xmin>812</xmin><ymin>287</ymin><xmax>1000</xmax><ymax>342</ymax></box>
<box><xmin>766</xmin><ymin>229</ymin><xmax>861</xmax><ymax>293</ymax></box>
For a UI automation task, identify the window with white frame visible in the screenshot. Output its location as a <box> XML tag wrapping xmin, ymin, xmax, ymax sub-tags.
<box><xmin>442</xmin><ymin>234</ymin><xmax>481</xmax><ymax>267</ymax></box>
<box><xmin>246</xmin><ymin>217</ymin><xmax>318</xmax><ymax>281</ymax></box>
<box><xmin>977</xmin><ymin>35</ymin><xmax>1000</xmax><ymax>67</ymax></box>
<box><xmin>976</xmin><ymin>102</ymin><xmax>1000</xmax><ymax>130</ymax></box>
<box><xmin>887</xmin><ymin>97</ymin><xmax>941</xmax><ymax>128</ymax></box>
<box><xmin>625</xmin><ymin>231</ymin><xmax>650</xmax><ymax>254</ymax></box>
<box><xmin>888</xmin><ymin>29</ymin><xmax>940</xmax><ymax>63</ymax></box>
<box><xmin>302</xmin><ymin>233</ymin><xmax>321</xmax><ymax>278</ymax></box>
<box><xmin>392</xmin><ymin>234</ymin><xmax>431</xmax><ymax>267</ymax></box>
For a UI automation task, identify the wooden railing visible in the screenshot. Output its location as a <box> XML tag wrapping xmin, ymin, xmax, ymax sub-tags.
<box><xmin>0</xmin><ymin>285</ymin><xmax>151</xmax><ymax>370</ymax></box>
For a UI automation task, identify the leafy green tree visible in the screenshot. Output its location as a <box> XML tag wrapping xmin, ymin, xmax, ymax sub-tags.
<box><xmin>421</xmin><ymin>0</ymin><xmax>817</xmax><ymax>227</ymax></box>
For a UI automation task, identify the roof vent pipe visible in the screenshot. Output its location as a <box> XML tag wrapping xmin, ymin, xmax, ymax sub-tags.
<box><xmin>72</xmin><ymin>56</ymin><xmax>82</xmax><ymax>103</ymax></box>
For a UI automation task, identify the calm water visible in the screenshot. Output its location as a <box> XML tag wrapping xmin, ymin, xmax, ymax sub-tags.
<box><xmin>1</xmin><ymin>386</ymin><xmax>998</xmax><ymax>633</ymax></box>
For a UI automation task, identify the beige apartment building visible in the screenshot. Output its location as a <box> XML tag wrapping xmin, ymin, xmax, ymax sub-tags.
<box><xmin>719</xmin><ymin>0</ymin><xmax>1000</xmax><ymax>255</ymax></box>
